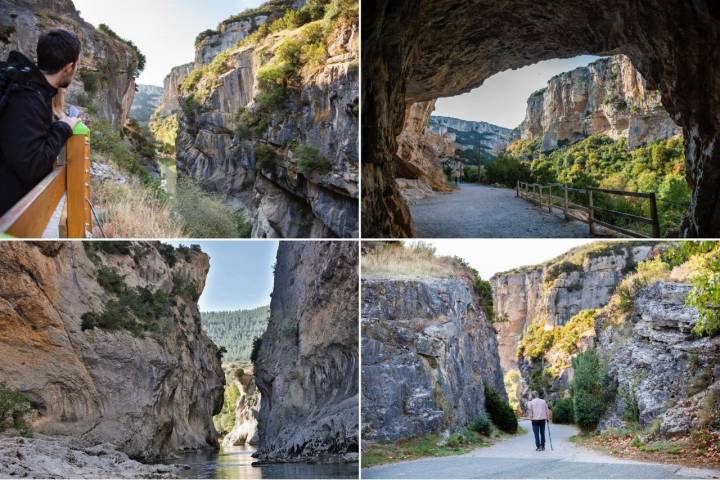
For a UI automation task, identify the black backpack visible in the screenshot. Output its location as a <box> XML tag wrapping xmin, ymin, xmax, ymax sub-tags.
<box><xmin>0</xmin><ymin>61</ymin><xmax>33</xmax><ymax>117</ymax></box>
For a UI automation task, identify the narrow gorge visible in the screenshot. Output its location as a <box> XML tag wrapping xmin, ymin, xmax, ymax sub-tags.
<box><xmin>151</xmin><ymin>0</ymin><xmax>359</xmax><ymax>238</ymax></box>
<box><xmin>493</xmin><ymin>241</ymin><xmax>720</xmax><ymax>465</ymax></box>
<box><xmin>0</xmin><ymin>241</ymin><xmax>359</xmax><ymax>478</ymax></box>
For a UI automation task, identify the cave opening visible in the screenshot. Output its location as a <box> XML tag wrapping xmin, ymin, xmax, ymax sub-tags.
<box><xmin>362</xmin><ymin>0</ymin><xmax>720</xmax><ymax>238</ymax></box>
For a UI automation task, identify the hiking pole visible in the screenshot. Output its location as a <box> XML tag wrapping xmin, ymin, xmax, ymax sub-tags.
<box><xmin>547</xmin><ymin>421</ymin><xmax>553</xmax><ymax>451</ymax></box>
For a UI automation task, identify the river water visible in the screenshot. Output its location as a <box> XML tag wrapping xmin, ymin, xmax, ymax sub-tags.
<box><xmin>163</xmin><ymin>446</ymin><xmax>358</xmax><ymax>479</ymax></box>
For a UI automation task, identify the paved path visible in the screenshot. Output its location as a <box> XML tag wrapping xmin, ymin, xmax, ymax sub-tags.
<box><xmin>410</xmin><ymin>184</ymin><xmax>592</xmax><ymax>238</ymax></box>
<box><xmin>363</xmin><ymin>420</ymin><xmax>720</xmax><ymax>479</ymax></box>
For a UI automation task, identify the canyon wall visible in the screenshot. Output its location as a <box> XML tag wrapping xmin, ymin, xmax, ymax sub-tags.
<box><xmin>395</xmin><ymin>101</ymin><xmax>454</xmax><ymax>200</ymax></box>
<box><xmin>597</xmin><ymin>282</ymin><xmax>720</xmax><ymax>436</ymax></box>
<box><xmin>513</xmin><ymin>55</ymin><xmax>682</xmax><ymax>151</ymax></box>
<box><xmin>172</xmin><ymin>2</ymin><xmax>359</xmax><ymax>238</ymax></box>
<box><xmin>0</xmin><ymin>0</ymin><xmax>139</xmax><ymax>127</ymax></box>
<box><xmin>428</xmin><ymin>115</ymin><xmax>511</xmax><ymax>153</ymax></box>
<box><xmin>362</xmin><ymin>275</ymin><xmax>506</xmax><ymax>442</ymax></box>
<box><xmin>253</xmin><ymin>241</ymin><xmax>358</xmax><ymax>463</ymax></box>
<box><xmin>0</xmin><ymin>242</ymin><xmax>224</xmax><ymax>460</ymax></box>
<box><xmin>222</xmin><ymin>366</ymin><xmax>261</xmax><ymax>447</ymax></box>
<box><xmin>491</xmin><ymin>243</ymin><xmax>653</xmax><ymax>371</ymax></box>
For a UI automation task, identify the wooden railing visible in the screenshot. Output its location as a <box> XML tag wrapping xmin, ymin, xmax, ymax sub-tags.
<box><xmin>517</xmin><ymin>181</ymin><xmax>661</xmax><ymax>238</ymax></box>
<box><xmin>0</xmin><ymin>134</ymin><xmax>91</xmax><ymax>238</ymax></box>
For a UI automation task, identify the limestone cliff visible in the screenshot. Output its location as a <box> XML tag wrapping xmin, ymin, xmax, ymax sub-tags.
<box><xmin>362</xmin><ymin>275</ymin><xmax>506</xmax><ymax>442</ymax></box>
<box><xmin>222</xmin><ymin>366</ymin><xmax>260</xmax><ymax>447</ymax></box>
<box><xmin>0</xmin><ymin>0</ymin><xmax>140</xmax><ymax>126</ymax></box>
<box><xmin>514</xmin><ymin>55</ymin><xmax>682</xmax><ymax>151</ymax></box>
<box><xmin>253</xmin><ymin>241</ymin><xmax>358</xmax><ymax>462</ymax></box>
<box><xmin>491</xmin><ymin>242</ymin><xmax>653</xmax><ymax>371</ymax></box>
<box><xmin>395</xmin><ymin>101</ymin><xmax>454</xmax><ymax>200</ymax></box>
<box><xmin>597</xmin><ymin>282</ymin><xmax>720</xmax><ymax>436</ymax></box>
<box><xmin>173</xmin><ymin>2</ymin><xmax>359</xmax><ymax>238</ymax></box>
<box><xmin>428</xmin><ymin>115</ymin><xmax>511</xmax><ymax>154</ymax></box>
<box><xmin>0</xmin><ymin>242</ymin><xmax>225</xmax><ymax>460</ymax></box>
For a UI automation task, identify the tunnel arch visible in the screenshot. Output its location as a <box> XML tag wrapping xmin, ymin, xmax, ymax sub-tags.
<box><xmin>362</xmin><ymin>0</ymin><xmax>720</xmax><ymax>237</ymax></box>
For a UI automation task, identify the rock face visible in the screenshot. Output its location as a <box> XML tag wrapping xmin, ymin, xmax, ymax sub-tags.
<box><xmin>0</xmin><ymin>242</ymin><xmax>225</xmax><ymax>460</ymax></box>
<box><xmin>513</xmin><ymin>55</ymin><xmax>681</xmax><ymax>151</ymax></box>
<box><xmin>597</xmin><ymin>282</ymin><xmax>720</xmax><ymax>436</ymax></box>
<box><xmin>174</xmin><ymin>4</ymin><xmax>359</xmax><ymax>238</ymax></box>
<box><xmin>491</xmin><ymin>244</ymin><xmax>653</xmax><ymax>371</ymax></box>
<box><xmin>0</xmin><ymin>435</ymin><xmax>179</xmax><ymax>478</ymax></box>
<box><xmin>130</xmin><ymin>84</ymin><xmax>163</xmax><ymax>125</ymax></box>
<box><xmin>222</xmin><ymin>367</ymin><xmax>261</xmax><ymax>447</ymax></box>
<box><xmin>254</xmin><ymin>242</ymin><xmax>358</xmax><ymax>462</ymax></box>
<box><xmin>361</xmin><ymin>0</ymin><xmax>720</xmax><ymax>237</ymax></box>
<box><xmin>362</xmin><ymin>275</ymin><xmax>506</xmax><ymax>442</ymax></box>
<box><xmin>395</xmin><ymin>101</ymin><xmax>454</xmax><ymax>200</ymax></box>
<box><xmin>156</xmin><ymin>63</ymin><xmax>193</xmax><ymax>116</ymax></box>
<box><xmin>429</xmin><ymin>115</ymin><xmax>511</xmax><ymax>153</ymax></box>
<box><xmin>0</xmin><ymin>0</ymin><xmax>139</xmax><ymax>127</ymax></box>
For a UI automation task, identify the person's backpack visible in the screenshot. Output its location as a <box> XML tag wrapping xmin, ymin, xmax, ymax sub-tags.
<box><xmin>0</xmin><ymin>61</ymin><xmax>33</xmax><ymax>117</ymax></box>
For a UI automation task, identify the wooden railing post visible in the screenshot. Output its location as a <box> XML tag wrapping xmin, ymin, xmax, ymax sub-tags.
<box><xmin>649</xmin><ymin>192</ymin><xmax>661</xmax><ymax>238</ymax></box>
<box><xmin>563</xmin><ymin>184</ymin><xmax>569</xmax><ymax>220</ymax></box>
<box><xmin>66</xmin><ymin>134</ymin><xmax>91</xmax><ymax>238</ymax></box>
<box><xmin>516</xmin><ymin>180</ymin><xmax>520</xmax><ymax>197</ymax></box>
<box><xmin>547</xmin><ymin>185</ymin><xmax>552</xmax><ymax>213</ymax></box>
<box><xmin>587</xmin><ymin>188</ymin><xmax>596</xmax><ymax>236</ymax></box>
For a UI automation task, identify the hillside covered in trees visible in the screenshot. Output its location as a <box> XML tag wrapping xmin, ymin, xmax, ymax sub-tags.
<box><xmin>201</xmin><ymin>306</ymin><xmax>270</xmax><ymax>364</ymax></box>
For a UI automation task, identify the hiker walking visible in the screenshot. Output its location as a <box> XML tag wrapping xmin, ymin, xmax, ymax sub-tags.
<box><xmin>527</xmin><ymin>391</ymin><xmax>550</xmax><ymax>451</ymax></box>
<box><xmin>0</xmin><ymin>29</ymin><xmax>81</xmax><ymax>215</ymax></box>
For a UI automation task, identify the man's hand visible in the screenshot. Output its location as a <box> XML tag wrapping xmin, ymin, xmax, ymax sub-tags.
<box><xmin>59</xmin><ymin>115</ymin><xmax>80</xmax><ymax>130</ymax></box>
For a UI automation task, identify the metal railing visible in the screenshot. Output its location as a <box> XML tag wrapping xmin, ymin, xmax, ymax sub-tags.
<box><xmin>517</xmin><ymin>181</ymin><xmax>661</xmax><ymax>238</ymax></box>
<box><xmin>0</xmin><ymin>134</ymin><xmax>92</xmax><ymax>238</ymax></box>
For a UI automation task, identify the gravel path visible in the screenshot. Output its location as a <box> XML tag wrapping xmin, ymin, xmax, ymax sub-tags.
<box><xmin>410</xmin><ymin>184</ymin><xmax>592</xmax><ymax>238</ymax></box>
<box><xmin>363</xmin><ymin>420</ymin><xmax>720</xmax><ymax>479</ymax></box>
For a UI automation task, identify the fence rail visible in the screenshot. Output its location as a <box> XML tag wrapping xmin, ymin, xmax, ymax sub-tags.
<box><xmin>0</xmin><ymin>134</ymin><xmax>92</xmax><ymax>238</ymax></box>
<box><xmin>516</xmin><ymin>181</ymin><xmax>661</xmax><ymax>238</ymax></box>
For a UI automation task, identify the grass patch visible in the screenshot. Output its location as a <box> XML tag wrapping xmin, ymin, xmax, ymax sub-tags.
<box><xmin>174</xmin><ymin>174</ymin><xmax>252</xmax><ymax>238</ymax></box>
<box><xmin>362</xmin><ymin>242</ymin><xmax>467</xmax><ymax>279</ymax></box>
<box><xmin>362</xmin><ymin>430</ymin><xmax>490</xmax><ymax>469</ymax></box>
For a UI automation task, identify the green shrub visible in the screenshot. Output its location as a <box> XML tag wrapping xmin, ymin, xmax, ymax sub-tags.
<box><xmin>294</xmin><ymin>143</ymin><xmax>331</xmax><ymax>174</ymax></box>
<box><xmin>552</xmin><ymin>397</ymin><xmax>574</xmax><ymax>424</ymax></box>
<box><xmin>685</xmin><ymin>249</ymin><xmax>720</xmax><ymax>336</ymax></box>
<box><xmin>484</xmin><ymin>384</ymin><xmax>517</xmax><ymax>433</ymax></box>
<box><xmin>96</xmin><ymin>266</ymin><xmax>125</xmax><ymax>295</ymax></box>
<box><xmin>80</xmin><ymin>71</ymin><xmax>103</xmax><ymax>94</ymax></box>
<box><xmin>571</xmin><ymin>349</ymin><xmax>614</xmax><ymax>431</ymax></box>
<box><xmin>255</xmin><ymin>144</ymin><xmax>279</xmax><ymax>171</ymax></box>
<box><xmin>0</xmin><ymin>383</ymin><xmax>32</xmax><ymax>435</ymax></box>
<box><xmin>173</xmin><ymin>273</ymin><xmax>199</xmax><ymax>301</ymax></box>
<box><xmin>471</xmin><ymin>411</ymin><xmax>492</xmax><ymax>436</ymax></box>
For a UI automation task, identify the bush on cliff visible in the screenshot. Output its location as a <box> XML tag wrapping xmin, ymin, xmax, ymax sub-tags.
<box><xmin>552</xmin><ymin>397</ymin><xmax>574</xmax><ymax>424</ymax></box>
<box><xmin>571</xmin><ymin>349</ymin><xmax>614</xmax><ymax>431</ymax></box>
<box><xmin>294</xmin><ymin>143</ymin><xmax>332</xmax><ymax>175</ymax></box>
<box><xmin>0</xmin><ymin>383</ymin><xmax>32</xmax><ymax>435</ymax></box>
<box><xmin>484</xmin><ymin>384</ymin><xmax>518</xmax><ymax>434</ymax></box>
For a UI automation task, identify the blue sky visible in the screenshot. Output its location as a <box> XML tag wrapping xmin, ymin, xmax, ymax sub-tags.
<box><xmin>169</xmin><ymin>241</ymin><xmax>278</xmax><ymax>312</ymax></box>
<box><xmin>434</xmin><ymin>55</ymin><xmax>602</xmax><ymax>129</ymax></box>
<box><xmin>73</xmin><ymin>0</ymin><xmax>266</xmax><ymax>86</ymax></box>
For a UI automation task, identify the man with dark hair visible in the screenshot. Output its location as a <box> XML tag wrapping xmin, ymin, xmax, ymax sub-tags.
<box><xmin>0</xmin><ymin>29</ymin><xmax>81</xmax><ymax>216</ymax></box>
